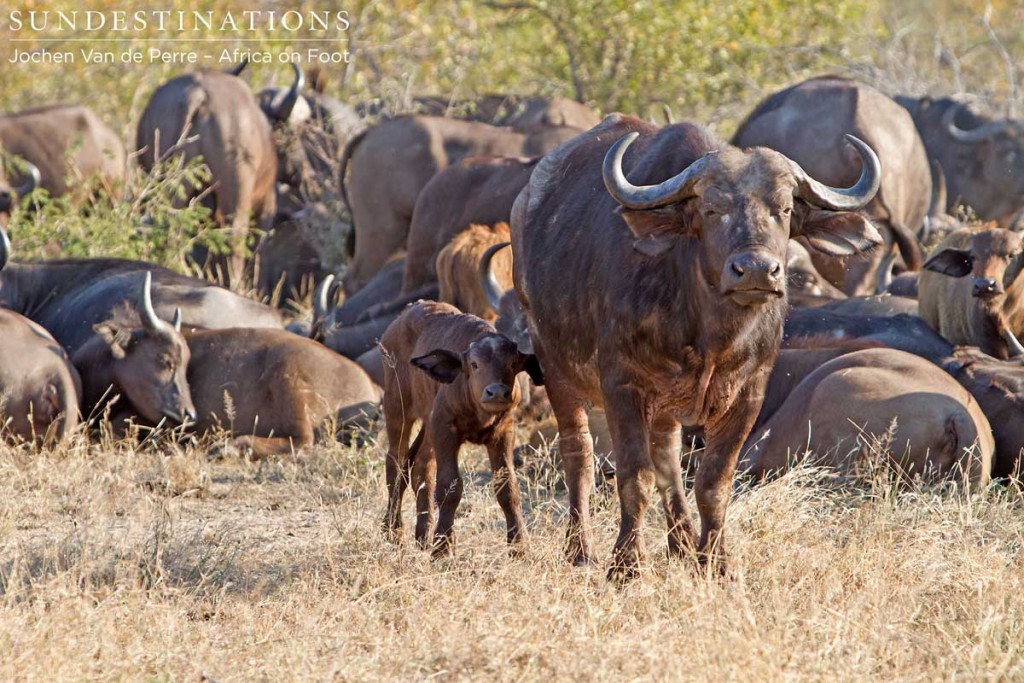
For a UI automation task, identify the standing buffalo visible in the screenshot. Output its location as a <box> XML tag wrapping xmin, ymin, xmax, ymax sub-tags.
<box><xmin>734</xmin><ymin>76</ymin><xmax>927</xmax><ymax>295</ymax></box>
<box><xmin>0</xmin><ymin>308</ymin><xmax>81</xmax><ymax>446</ymax></box>
<box><xmin>380</xmin><ymin>301</ymin><xmax>543</xmax><ymax>555</ymax></box>
<box><xmin>341</xmin><ymin>116</ymin><xmax>584</xmax><ymax>294</ymax></box>
<box><xmin>512</xmin><ymin>114</ymin><xmax>881</xmax><ymax>580</ymax></box>
<box><xmin>896</xmin><ymin>95</ymin><xmax>1024</xmax><ymax>226</ymax></box>
<box><xmin>0</xmin><ymin>104</ymin><xmax>124</xmax><ymax>199</ymax></box>
<box><xmin>137</xmin><ymin>68</ymin><xmax>287</xmax><ymax>281</ymax></box>
<box><xmin>402</xmin><ymin>155</ymin><xmax>537</xmax><ymax>293</ymax></box>
<box><xmin>919</xmin><ymin>226</ymin><xmax>1024</xmax><ymax>359</ymax></box>
<box><xmin>742</xmin><ymin>348</ymin><xmax>993</xmax><ymax>484</ymax></box>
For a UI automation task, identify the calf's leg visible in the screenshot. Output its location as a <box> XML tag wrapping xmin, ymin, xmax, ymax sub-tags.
<box><xmin>486</xmin><ymin>430</ymin><xmax>527</xmax><ymax>554</ymax></box>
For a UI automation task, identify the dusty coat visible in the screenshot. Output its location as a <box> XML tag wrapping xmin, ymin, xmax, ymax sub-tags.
<box><xmin>436</xmin><ymin>223</ymin><xmax>513</xmax><ymax>322</ymax></box>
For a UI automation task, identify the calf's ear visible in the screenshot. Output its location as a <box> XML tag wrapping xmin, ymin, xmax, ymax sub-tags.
<box><xmin>411</xmin><ymin>349</ymin><xmax>463</xmax><ymax>384</ymax></box>
<box><xmin>795</xmin><ymin>208</ymin><xmax>883</xmax><ymax>257</ymax></box>
<box><xmin>923</xmin><ymin>248</ymin><xmax>972</xmax><ymax>277</ymax></box>
<box><xmin>522</xmin><ymin>354</ymin><xmax>545</xmax><ymax>386</ymax></box>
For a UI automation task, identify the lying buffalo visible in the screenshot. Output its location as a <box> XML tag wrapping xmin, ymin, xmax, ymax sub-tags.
<box><xmin>0</xmin><ymin>230</ymin><xmax>282</xmax><ymax>355</ymax></box>
<box><xmin>919</xmin><ymin>226</ymin><xmax>1024</xmax><ymax>359</ymax></box>
<box><xmin>0</xmin><ymin>104</ymin><xmax>125</xmax><ymax>198</ymax></box>
<box><xmin>512</xmin><ymin>114</ymin><xmax>881</xmax><ymax>580</ymax></box>
<box><xmin>402</xmin><ymin>155</ymin><xmax>537</xmax><ymax>293</ymax></box>
<box><xmin>0</xmin><ymin>308</ymin><xmax>80</xmax><ymax>445</ymax></box>
<box><xmin>896</xmin><ymin>95</ymin><xmax>1024</xmax><ymax>226</ymax></box>
<box><xmin>137</xmin><ymin>67</ymin><xmax>285</xmax><ymax>281</ymax></box>
<box><xmin>185</xmin><ymin>327</ymin><xmax>380</xmax><ymax>458</ymax></box>
<box><xmin>72</xmin><ymin>273</ymin><xmax>195</xmax><ymax>427</ymax></box>
<box><xmin>341</xmin><ymin>116</ymin><xmax>583</xmax><ymax>294</ymax></box>
<box><xmin>380</xmin><ymin>301</ymin><xmax>543</xmax><ymax>555</ymax></box>
<box><xmin>783</xmin><ymin>308</ymin><xmax>1024</xmax><ymax>478</ymax></box>
<box><xmin>742</xmin><ymin>347</ymin><xmax>992</xmax><ymax>485</ymax></box>
<box><xmin>734</xmin><ymin>76</ymin><xmax>927</xmax><ymax>295</ymax></box>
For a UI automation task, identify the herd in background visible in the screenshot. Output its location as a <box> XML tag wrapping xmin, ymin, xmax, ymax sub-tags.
<box><xmin>4</xmin><ymin>60</ymin><xmax>1024</xmax><ymax>580</ymax></box>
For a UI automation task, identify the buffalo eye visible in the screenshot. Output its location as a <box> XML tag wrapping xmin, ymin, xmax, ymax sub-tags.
<box><xmin>470</xmin><ymin>361</ymin><xmax>479</xmax><ymax>370</ymax></box>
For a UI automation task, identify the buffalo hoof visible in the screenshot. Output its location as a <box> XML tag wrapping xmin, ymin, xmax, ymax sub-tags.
<box><xmin>607</xmin><ymin>544</ymin><xmax>645</xmax><ymax>584</ymax></box>
<box><xmin>431</xmin><ymin>535</ymin><xmax>454</xmax><ymax>559</ymax></box>
<box><xmin>697</xmin><ymin>549</ymin><xmax>732</xmax><ymax>580</ymax></box>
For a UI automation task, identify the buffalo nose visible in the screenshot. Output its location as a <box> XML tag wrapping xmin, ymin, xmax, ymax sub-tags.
<box><xmin>724</xmin><ymin>251</ymin><xmax>784</xmax><ymax>288</ymax></box>
<box><xmin>482</xmin><ymin>383</ymin><xmax>512</xmax><ymax>404</ymax></box>
<box><xmin>973</xmin><ymin>277</ymin><xmax>1000</xmax><ymax>298</ymax></box>
<box><xmin>0</xmin><ymin>190</ymin><xmax>12</xmax><ymax>210</ymax></box>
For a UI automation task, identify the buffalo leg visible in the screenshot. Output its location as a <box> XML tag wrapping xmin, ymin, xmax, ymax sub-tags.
<box><xmin>383</xmin><ymin>417</ymin><xmax>416</xmax><ymax>542</ymax></box>
<box><xmin>650</xmin><ymin>415</ymin><xmax>696</xmax><ymax>557</ymax></box>
<box><xmin>601</xmin><ymin>381</ymin><xmax>654</xmax><ymax>583</ymax></box>
<box><xmin>547</xmin><ymin>383</ymin><xmax>596</xmax><ymax>566</ymax></box>
<box><xmin>486</xmin><ymin>431</ymin><xmax>527</xmax><ymax>554</ymax></box>
<box><xmin>430</xmin><ymin>413</ymin><xmax>464</xmax><ymax>558</ymax></box>
<box><xmin>411</xmin><ymin>433</ymin><xmax>437</xmax><ymax>548</ymax></box>
<box><xmin>697</xmin><ymin>390</ymin><xmax>762</xmax><ymax>575</ymax></box>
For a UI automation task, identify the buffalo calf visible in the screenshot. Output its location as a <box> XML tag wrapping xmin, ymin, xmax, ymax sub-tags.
<box><xmin>379</xmin><ymin>301</ymin><xmax>543</xmax><ymax>556</ymax></box>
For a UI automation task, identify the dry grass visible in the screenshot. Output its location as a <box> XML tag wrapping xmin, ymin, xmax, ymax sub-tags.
<box><xmin>1</xmin><ymin>434</ymin><xmax>1023</xmax><ymax>682</ymax></box>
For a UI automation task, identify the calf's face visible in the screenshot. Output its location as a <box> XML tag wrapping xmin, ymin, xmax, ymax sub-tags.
<box><xmin>95</xmin><ymin>322</ymin><xmax>196</xmax><ymax>425</ymax></box>
<box><xmin>924</xmin><ymin>229</ymin><xmax>1024</xmax><ymax>303</ymax></box>
<box><xmin>412</xmin><ymin>334</ymin><xmax>544</xmax><ymax>413</ymax></box>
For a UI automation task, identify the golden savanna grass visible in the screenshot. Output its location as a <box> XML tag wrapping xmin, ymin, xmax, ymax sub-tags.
<box><xmin>2</xmin><ymin>434</ymin><xmax>1023</xmax><ymax>681</ymax></box>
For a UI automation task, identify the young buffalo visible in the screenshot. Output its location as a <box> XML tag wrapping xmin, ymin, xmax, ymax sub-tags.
<box><xmin>919</xmin><ymin>226</ymin><xmax>1024</xmax><ymax>359</ymax></box>
<box><xmin>380</xmin><ymin>300</ymin><xmax>543</xmax><ymax>556</ymax></box>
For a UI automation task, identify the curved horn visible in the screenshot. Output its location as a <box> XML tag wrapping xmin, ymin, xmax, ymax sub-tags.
<box><xmin>16</xmin><ymin>161</ymin><xmax>40</xmax><ymax>198</ymax></box>
<box><xmin>171</xmin><ymin>307</ymin><xmax>182</xmax><ymax>333</ymax></box>
<box><xmin>603</xmin><ymin>132</ymin><xmax>713</xmax><ymax>210</ymax></box>
<box><xmin>313</xmin><ymin>274</ymin><xmax>335</xmax><ymax>324</ymax></box>
<box><xmin>226</xmin><ymin>58</ymin><xmax>249</xmax><ymax>77</ymax></box>
<box><xmin>0</xmin><ymin>227</ymin><xmax>9</xmax><ymax>272</ymax></box>
<box><xmin>790</xmin><ymin>135</ymin><xmax>881</xmax><ymax>211</ymax></box>
<box><xmin>942</xmin><ymin>103</ymin><xmax>1008</xmax><ymax>144</ymax></box>
<box><xmin>1005</xmin><ymin>328</ymin><xmax>1024</xmax><ymax>358</ymax></box>
<box><xmin>274</xmin><ymin>62</ymin><xmax>305</xmax><ymax>123</ymax></box>
<box><xmin>928</xmin><ymin>160</ymin><xmax>948</xmax><ymax>217</ymax></box>
<box><xmin>662</xmin><ymin>104</ymin><xmax>675</xmax><ymax>125</ymax></box>
<box><xmin>139</xmin><ymin>272</ymin><xmax>165</xmax><ymax>335</ymax></box>
<box><xmin>479</xmin><ymin>241</ymin><xmax>511</xmax><ymax>313</ymax></box>
<box><xmin>876</xmin><ymin>242</ymin><xmax>899</xmax><ymax>294</ymax></box>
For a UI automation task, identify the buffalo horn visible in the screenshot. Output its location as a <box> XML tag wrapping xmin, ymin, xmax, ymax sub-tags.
<box><xmin>943</xmin><ymin>103</ymin><xmax>1009</xmax><ymax>144</ymax></box>
<box><xmin>789</xmin><ymin>135</ymin><xmax>880</xmax><ymax>211</ymax></box>
<box><xmin>479</xmin><ymin>241</ymin><xmax>511</xmax><ymax>313</ymax></box>
<box><xmin>603</xmin><ymin>132</ymin><xmax>713</xmax><ymax>210</ymax></box>
<box><xmin>16</xmin><ymin>161</ymin><xmax>40</xmax><ymax>198</ymax></box>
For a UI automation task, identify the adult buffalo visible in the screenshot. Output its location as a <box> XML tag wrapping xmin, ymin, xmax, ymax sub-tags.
<box><xmin>783</xmin><ymin>308</ymin><xmax>1024</xmax><ymax>478</ymax></box>
<box><xmin>0</xmin><ymin>308</ymin><xmax>80</xmax><ymax>445</ymax></box>
<box><xmin>340</xmin><ymin>116</ymin><xmax>584</xmax><ymax>294</ymax></box>
<box><xmin>742</xmin><ymin>348</ymin><xmax>992</xmax><ymax>484</ymax></box>
<box><xmin>512</xmin><ymin>114</ymin><xmax>882</xmax><ymax>580</ymax></box>
<box><xmin>896</xmin><ymin>95</ymin><xmax>1024</xmax><ymax>226</ymax></box>
<box><xmin>0</xmin><ymin>230</ymin><xmax>282</xmax><ymax>355</ymax></box>
<box><xmin>734</xmin><ymin>76</ymin><xmax>927</xmax><ymax>295</ymax></box>
<box><xmin>185</xmin><ymin>327</ymin><xmax>380</xmax><ymax>458</ymax></box>
<box><xmin>402</xmin><ymin>155</ymin><xmax>537</xmax><ymax>293</ymax></box>
<box><xmin>919</xmin><ymin>226</ymin><xmax>1024</xmax><ymax>359</ymax></box>
<box><xmin>137</xmin><ymin>68</ymin><xmax>289</xmax><ymax>282</ymax></box>
<box><xmin>0</xmin><ymin>104</ymin><xmax>124</xmax><ymax>198</ymax></box>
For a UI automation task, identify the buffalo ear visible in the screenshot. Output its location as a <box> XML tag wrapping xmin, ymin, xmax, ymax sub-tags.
<box><xmin>522</xmin><ymin>354</ymin><xmax>545</xmax><ymax>386</ymax></box>
<box><xmin>411</xmin><ymin>349</ymin><xmax>463</xmax><ymax>384</ymax></box>
<box><xmin>619</xmin><ymin>204</ymin><xmax>693</xmax><ymax>257</ymax></box>
<box><xmin>923</xmin><ymin>248</ymin><xmax>972</xmax><ymax>277</ymax></box>
<box><xmin>796</xmin><ymin>208</ymin><xmax>883</xmax><ymax>257</ymax></box>
<box><xmin>93</xmin><ymin>323</ymin><xmax>127</xmax><ymax>360</ymax></box>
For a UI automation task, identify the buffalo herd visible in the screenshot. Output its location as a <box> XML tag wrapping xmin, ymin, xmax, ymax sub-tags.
<box><xmin>4</xmin><ymin>63</ymin><xmax>1024</xmax><ymax>582</ymax></box>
